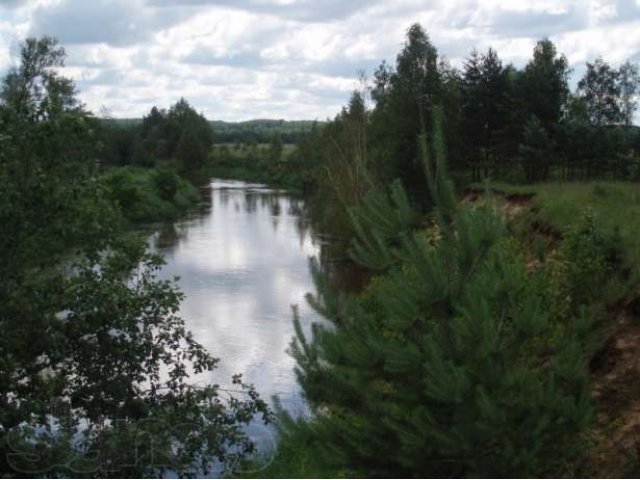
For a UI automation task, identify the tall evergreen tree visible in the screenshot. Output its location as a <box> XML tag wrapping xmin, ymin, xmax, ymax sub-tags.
<box><xmin>490</xmin><ymin>65</ymin><xmax>528</xmax><ymax>177</ymax></box>
<box><xmin>438</xmin><ymin>59</ymin><xmax>464</xmax><ymax>173</ymax></box>
<box><xmin>519</xmin><ymin>115</ymin><xmax>552</xmax><ymax>182</ymax></box>
<box><xmin>288</xmin><ymin>110</ymin><xmax>593</xmax><ymax>478</ymax></box>
<box><xmin>521</xmin><ymin>39</ymin><xmax>570</xmax><ymax>133</ymax></box>
<box><xmin>461</xmin><ymin>48</ymin><xmax>508</xmax><ymax>180</ymax></box>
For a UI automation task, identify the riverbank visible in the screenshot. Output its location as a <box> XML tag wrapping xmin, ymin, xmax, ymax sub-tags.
<box><xmin>243</xmin><ymin>179</ymin><xmax>640</xmax><ymax>479</ymax></box>
<box><xmin>468</xmin><ymin>181</ymin><xmax>640</xmax><ymax>282</ymax></box>
<box><xmin>205</xmin><ymin>142</ymin><xmax>309</xmax><ymax>193</ymax></box>
<box><xmin>101</xmin><ymin>165</ymin><xmax>201</xmax><ymax>224</ymax></box>
<box><xmin>469</xmin><ymin>181</ymin><xmax>640</xmax><ymax>477</ymax></box>
<box><xmin>202</xmin><ymin>164</ymin><xmax>303</xmax><ymax>192</ymax></box>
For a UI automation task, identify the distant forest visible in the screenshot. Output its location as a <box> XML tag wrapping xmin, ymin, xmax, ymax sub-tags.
<box><xmin>101</xmin><ymin>117</ymin><xmax>318</xmax><ymax>144</ymax></box>
<box><xmin>209</xmin><ymin>119</ymin><xmax>319</xmax><ymax>143</ymax></box>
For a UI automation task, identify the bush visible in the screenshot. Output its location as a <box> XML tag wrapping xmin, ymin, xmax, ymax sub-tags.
<box><xmin>102</xmin><ymin>166</ymin><xmax>199</xmax><ymax>223</ymax></box>
<box><xmin>103</xmin><ymin>168</ymin><xmax>143</xmax><ymax>211</ymax></box>
<box><xmin>545</xmin><ymin>209</ymin><xmax>623</xmax><ymax>319</ymax></box>
<box><xmin>152</xmin><ymin>164</ymin><xmax>180</xmax><ymax>201</ymax></box>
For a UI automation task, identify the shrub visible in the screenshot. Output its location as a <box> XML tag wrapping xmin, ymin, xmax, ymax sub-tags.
<box><xmin>545</xmin><ymin>208</ymin><xmax>623</xmax><ymax>319</ymax></box>
<box><xmin>102</xmin><ymin>167</ymin><xmax>198</xmax><ymax>223</ymax></box>
<box><xmin>152</xmin><ymin>164</ymin><xmax>180</xmax><ymax>201</ymax></box>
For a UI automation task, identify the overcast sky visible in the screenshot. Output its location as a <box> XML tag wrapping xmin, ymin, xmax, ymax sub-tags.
<box><xmin>0</xmin><ymin>0</ymin><xmax>639</xmax><ymax>121</ymax></box>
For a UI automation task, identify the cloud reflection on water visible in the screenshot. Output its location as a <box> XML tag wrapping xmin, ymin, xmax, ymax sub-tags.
<box><xmin>148</xmin><ymin>179</ymin><xmax>321</xmax><ymax>415</ymax></box>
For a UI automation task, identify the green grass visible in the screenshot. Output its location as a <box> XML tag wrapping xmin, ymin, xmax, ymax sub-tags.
<box><xmin>101</xmin><ymin>166</ymin><xmax>200</xmax><ymax>223</ymax></box>
<box><xmin>474</xmin><ymin>181</ymin><xmax>640</xmax><ymax>283</ymax></box>
<box><xmin>238</xmin><ymin>423</ymin><xmax>350</xmax><ymax>479</ymax></box>
<box><xmin>533</xmin><ymin>182</ymin><xmax>640</xmax><ymax>282</ymax></box>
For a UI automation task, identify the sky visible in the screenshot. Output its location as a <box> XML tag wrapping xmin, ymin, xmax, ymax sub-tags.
<box><xmin>0</xmin><ymin>0</ymin><xmax>639</xmax><ymax>121</ymax></box>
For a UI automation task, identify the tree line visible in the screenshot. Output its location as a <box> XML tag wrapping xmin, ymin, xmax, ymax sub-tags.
<box><xmin>210</xmin><ymin>119</ymin><xmax>317</xmax><ymax>144</ymax></box>
<box><xmin>292</xmin><ymin>23</ymin><xmax>640</xmax><ymax>228</ymax></box>
<box><xmin>101</xmin><ymin>99</ymin><xmax>213</xmax><ymax>172</ymax></box>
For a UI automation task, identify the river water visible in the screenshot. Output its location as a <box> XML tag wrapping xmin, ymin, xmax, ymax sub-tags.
<box><xmin>145</xmin><ymin>179</ymin><xmax>323</xmax><ymax>416</ymax></box>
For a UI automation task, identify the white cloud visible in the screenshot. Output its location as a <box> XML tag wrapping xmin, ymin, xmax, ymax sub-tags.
<box><xmin>0</xmin><ymin>0</ymin><xmax>638</xmax><ymax>120</ymax></box>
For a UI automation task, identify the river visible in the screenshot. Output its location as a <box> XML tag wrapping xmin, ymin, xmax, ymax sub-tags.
<box><xmin>145</xmin><ymin>179</ymin><xmax>324</xmax><ymax>418</ymax></box>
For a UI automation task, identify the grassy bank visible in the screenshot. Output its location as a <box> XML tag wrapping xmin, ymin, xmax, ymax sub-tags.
<box><xmin>464</xmin><ymin>180</ymin><xmax>640</xmax><ymax>476</ymax></box>
<box><xmin>240</xmin><ymin>416</ymin><xmax>351</xmax><ymax>479</ymax></box>
<box><xmin>206</xmin><ymin>142</ymin><xmax>307</xmax><ymax>192</ymax></box>
<box><xmin>101</xmin><ymin>165</ymin><xmax>201</xmax><ymax>223</ymax></box>
<box><xmin>470</xmin><ymin>181</ymin><xmax>640</xmax><ymax>282</ymax></box>
<box><xmin>523</xmin><ymin>182</ymin><xmax>640</xmax><ymax>281</ymax></box>
<box><xmin>203</xmin><ymin>164</ymin><xmax>303</xmax><ymax>191</ymax></box>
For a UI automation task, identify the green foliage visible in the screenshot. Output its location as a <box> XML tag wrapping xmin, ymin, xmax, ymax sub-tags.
<box><xmin>576</xmin><ymin>58</ymin><xmax>640</xmax><ymax>130</ymax></box>
<box><xmin>502</xmin><ymin>181</ymin><xmax>640</xmax><ymax>283</ymax></box>
<box><xmin>519</xmin><ymin>115</ymin><xmax>552</xmax><ymax>182</ymax></box>
<box><xmin>102</xmin><ymin>166</ymin><xmax>199</xmax><ymax>223</ymax></box>
<box><xmin>172</xmin><ymin>99</ymin><xmax>214</xmax><ymax>171</ymax></box>
<box><xmin>285</xmin><ymin>116</ymin><xmax>595</xmax><ymax>478</ymax></box>
<box><xmin>267</xmin><ymin>132</ymin><xmax>284</xmax><ymax>164</ymax></box>
<box><xmin>368</xmin><ymin>23</ymin><xmax>452</xmax><ymax>204</ymax></box>
<box><xmin>578</xmin><ymin>57</ymin><xmax>623</xmax><ymax>127</ymax></box>
<box><xmin>303</xmin><ymin>90</ymin><xmax>372</xmax><ymax>238</ymax></box>
<box><xmin>0</xmin><ymin>37</ymin><xmax>110</xmax><ymax>280</ymax></box>
<box><xmin>152</xmin><ymin>163</ymin><xmax>180</xmax><ymax>201</ymax></box>
<box><xmin>98</xmin><ymin>118</ymin><xmax>137</xmax><ymax>166</ymax></box>
<box><xmin>461</xmin><ymin>48</ymin><xmax>509</xmax><ymax>181</ymax></box>
<box><xmin>242</xmin><ymin>403</ymin><xmax>355</xmax><ymax>479</ymax></box>
<box><xmin>206</xmin><ymin>141</ymin><xmax>303</xmax><ymax>190</ymax></box>
<box><xmin>0</xmin><ymin>37</ymin><xmax>270</xmax><ymax>478</ymax></box>
<box><xmin>520</xmin><ymin>39</ymin><xmax>570</xmax><ymax>133</ymax></box>
<box><xmin>544</xmin><ymin>210</ymin><xmax>621</xmax><ymax>319</ymax></box>
<box><xmin>95</xmin><ymin>24</ymin><xmax>640</xmax><ymax>201</ymax></box>
<box><xmin>112</xmin><ymin>99</ymin><xmax>214</xmax><ymax>172</ymax></box>
<box><xmin>618</xmin><ymin>61</ymin><xmax>640</xmax><ymax>126</ymax></box>
<box><xmin>209</xmin><ymin>119</ymin><xmax>318</xmax><ymax>144</ymax></box>
<box><xmin>2</xmin><ymin>236</ymin><xmax>271</xmax><ymax>477</ymax></box>
<box><xmin>0</xmin><ymin>36</ymin><xmax>78</xmax><ymax>122</ymax></box>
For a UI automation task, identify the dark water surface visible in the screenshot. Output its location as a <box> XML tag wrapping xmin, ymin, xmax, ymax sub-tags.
<box><xmin>145</xmin><ymin>179</ymin><xmax>323</xmax><ymax>416</ymax></box>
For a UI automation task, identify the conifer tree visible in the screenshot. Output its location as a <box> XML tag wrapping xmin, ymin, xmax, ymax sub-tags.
<box><xmin>520</xmin><ymin>39</ymin><xmax>570</xmax><ymax>133</ymax></box>
<box><xmin>288</xmin><ymin>108</ymin><xmax>593</xmax><ymax>478</ymax></box>
<box><xmin>519</xmin><ymin>115</ymin><xmax>552</xmax><ymax>182</ymax></box>
<box><xmin>461</xmin><ymin>48</ymin><xmax>508</xmax><ymax>180</ymax></box>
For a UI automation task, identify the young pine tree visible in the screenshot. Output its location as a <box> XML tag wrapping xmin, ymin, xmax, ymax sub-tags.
<box><xmin>287</xmin><ymin>109</ymin><xmax>592</xmax><ymax>478</ymax></box>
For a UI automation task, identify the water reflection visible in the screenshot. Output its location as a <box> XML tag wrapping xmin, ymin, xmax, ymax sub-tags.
<box><xmin>147</xmin><ymin>179</ymin><xmax>321</xmax><ymax>414</ymax></box>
